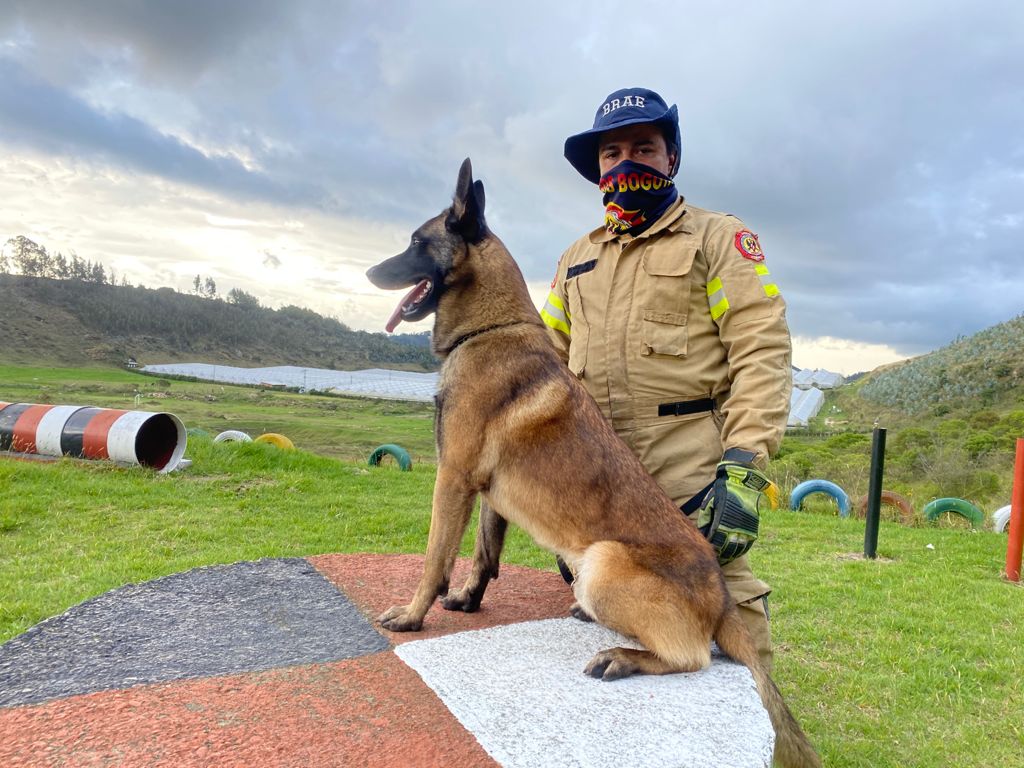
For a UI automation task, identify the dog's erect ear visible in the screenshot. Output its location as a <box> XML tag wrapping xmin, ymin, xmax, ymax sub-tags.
<box><xmin>446</xmin><ymin>157</ymin><xmax>487</xmax><ymax>242</ymax></box>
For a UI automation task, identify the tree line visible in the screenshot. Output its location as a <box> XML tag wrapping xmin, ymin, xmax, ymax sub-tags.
<box><xmin>0</xmin><ymin>236</ymin><xmax>438</xmax><ymax>371</ymax></box>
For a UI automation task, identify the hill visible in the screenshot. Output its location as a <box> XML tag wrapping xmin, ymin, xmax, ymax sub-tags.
<box><xmin>0</xmin><ymin>274</ymin><xmax>437</xmax><ymax>371</ymax></box>
<box><xmin>858</xmin><ymin>314</ymin><xmax>1024</xmax><ymax>414</ymax></box>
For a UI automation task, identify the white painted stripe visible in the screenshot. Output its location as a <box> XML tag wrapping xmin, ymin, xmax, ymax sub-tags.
<box><xmin>35</xmin><ymin>405</ymin><xmax>85</xmax><ymax>457</ymax></box>
<box><xmin>106</xmin><ymin>411</ymin><xmax>152</xmax><ymax>464</ymax></box>
<box><xmin>395</xmin><ymin>618</ymin><xmax>774</xmax><ymax>768</ymax></box>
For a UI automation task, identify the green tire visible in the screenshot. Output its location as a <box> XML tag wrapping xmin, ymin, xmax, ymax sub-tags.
<box><xmin>922</xmin><ymin>497</ymin><xmax>984</xmax><ymax>528</ymax></box>
<box><xmin>368</xmin><ymin>444</ymin><xmax>412</xmax><ymax>471</ymax></box>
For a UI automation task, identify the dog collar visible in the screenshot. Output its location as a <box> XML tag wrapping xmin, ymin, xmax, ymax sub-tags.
<box><xmin>439</xmin><ymin>321</ymin><xmax>534</xmax><ymax>356</ymax></box>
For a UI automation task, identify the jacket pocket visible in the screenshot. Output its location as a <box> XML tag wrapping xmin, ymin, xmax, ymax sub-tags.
<box><xmin>565</xmin><ymin>278</ymin><xmax>589</xmax><ymax>377</ymax></box>
<box><xmin>641</xmin><ymin>310</ymin><xmax>688</xmax><ymax>357</ymax></box>
<box><xmin>639</xmin><ymin>242</ymin><xmax>697</xmax><ymax>357</ymax></box>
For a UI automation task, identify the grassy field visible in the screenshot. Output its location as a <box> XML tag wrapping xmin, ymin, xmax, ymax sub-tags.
<box><xmin>1</xmin><ymin>364</ymin><xmax>1022</xmax><ymax>767</ymax></box>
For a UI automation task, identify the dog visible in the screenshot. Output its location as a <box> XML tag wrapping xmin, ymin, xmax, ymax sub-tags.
<box><xmin>366</xmin><ymin>158</ymin><xmax>820</xmax><ymax>768</ymax></box>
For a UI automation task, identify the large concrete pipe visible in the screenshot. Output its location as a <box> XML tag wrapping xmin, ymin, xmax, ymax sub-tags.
<box><xmin>0</xmin><ymin>402</ymin><xmax>186</xmax><ymax>473</ymax></box>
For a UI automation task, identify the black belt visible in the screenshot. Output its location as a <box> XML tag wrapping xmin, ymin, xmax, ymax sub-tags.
<box><xmin>658</xmin><ymin>398</ymin><xmax>715</xmax><ymax>417</ymax></box>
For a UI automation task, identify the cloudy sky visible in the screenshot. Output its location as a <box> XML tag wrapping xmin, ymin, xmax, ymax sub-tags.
<box><xmin>1</xmin><ymin>1</ymin><xmax>1021</xmax><ymax>373</ymax></box>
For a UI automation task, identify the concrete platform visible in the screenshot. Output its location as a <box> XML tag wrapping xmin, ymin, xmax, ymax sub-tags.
<box><xmin>0</xmin><ymin>554</ymin><xmax>773</xmax><ymax>767</ymax></box>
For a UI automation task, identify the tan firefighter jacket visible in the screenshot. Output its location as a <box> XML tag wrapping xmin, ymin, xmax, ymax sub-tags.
<box><xmin>541</xmin><ymin>196</ymin><xmax>792</xmax><ymax>508</ymax></box>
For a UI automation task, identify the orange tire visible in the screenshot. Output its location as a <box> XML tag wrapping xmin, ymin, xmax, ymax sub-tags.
<box><xmin>856</xmin><ymin>490</ymin><xmax>915</xmax><ymax>524</ymax></box>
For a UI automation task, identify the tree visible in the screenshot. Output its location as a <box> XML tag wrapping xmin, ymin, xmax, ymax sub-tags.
<box><xmin>193</xmin><ymin>274</ymin><xmax>202</xmax><ymax>295</ymax></box>
<box><xmin>53</xmin><ymin>252</ymin><xmax>69</xmax><ymax>279</ymax></box>
<box><xmin>203</xmin><ymin>276</ymin><xmax>217</xmax><ymax>298</ymax></box>
<box><xmin>89</xmin><ymin>261</ymin><xmax>106</xmax><ymax>284</ymax></box>
<box><xmin>227</xmin><ymin>287</ymin><xmax>261</xmax><ymax>309</ymax></box>
<box><xmin>5</xmin><ymin>235</ymin><xmax>48</xmax><ymax>276</ymax></box>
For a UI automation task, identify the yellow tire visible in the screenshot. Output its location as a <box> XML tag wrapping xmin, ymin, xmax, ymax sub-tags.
<box><xmin>254</xmin><ymin>432</ymin><xmax>295</xmax><ymax>450</ymax></box>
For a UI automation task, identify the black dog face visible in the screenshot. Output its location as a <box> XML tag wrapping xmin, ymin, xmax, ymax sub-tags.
<box><xmin>366</xmin><ymin>158</ymin><xmax>487</xmax><ymax>332</ymax></box>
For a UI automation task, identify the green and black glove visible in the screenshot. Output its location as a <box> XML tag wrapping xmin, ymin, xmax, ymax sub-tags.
<box><xmin>697</xmin><ymin>448</ymin><xmax>779</xmax><ymax>565</ymax></box>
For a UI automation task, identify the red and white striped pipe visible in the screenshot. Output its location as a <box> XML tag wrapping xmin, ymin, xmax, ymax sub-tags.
<box><xmin>0</xmin><ymin>402</ymin><xmax>186</xmax><ymax>473</ymax></box>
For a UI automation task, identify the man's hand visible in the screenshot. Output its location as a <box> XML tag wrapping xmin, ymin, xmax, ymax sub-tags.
<box><xmin>697</xmin><ymin>448</ymin><xmax>778</xmax><ymax>564</ymax></box>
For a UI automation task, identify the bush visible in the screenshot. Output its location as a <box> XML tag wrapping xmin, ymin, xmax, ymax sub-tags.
<box><xmin>963</xmin><ymin>431</ymin><xmax>998</xmax><ymax>458</ymax></box>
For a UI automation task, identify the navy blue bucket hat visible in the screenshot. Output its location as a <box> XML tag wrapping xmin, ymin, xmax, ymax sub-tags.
<box><xmin>564</xmin><ymin>87</ymin><xmax>681</xmax><ymax>184</ymax></box>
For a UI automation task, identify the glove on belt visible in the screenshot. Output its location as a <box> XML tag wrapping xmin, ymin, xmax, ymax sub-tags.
<box><xmin>697</xmin><ymin>448</ymin><xmax>777</xmax><ymax>565</ymax></box>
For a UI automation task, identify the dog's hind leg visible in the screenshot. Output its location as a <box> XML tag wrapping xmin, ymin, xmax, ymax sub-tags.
<box><xmin>574</xmin><ymin>541</ymin><xmax>714</xmax><ymax>680</ymax></box>
<box><xmin>379</xmin><ymin>469</ymin><xmax>477</xmax><ymax>631</ymax></box>
<box><xmin>441</xmin><ymin>498</ymin><xmax>508</xmax><ymax>612</ymax></box>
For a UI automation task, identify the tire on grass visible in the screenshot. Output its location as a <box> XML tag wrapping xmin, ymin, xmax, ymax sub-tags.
<box><xmin>368</xmin><ymin>443</ymin><xmax>412</xmax><ymax>471</ymax></box>
<box><xmin>922</xmin><ymin>497</ymin><xmax>984</xmax><ymax>529</ymax></box>
<box><xmin>992</xmin><ymin>504</ymin><xmax>1012</xmax><ymax>533</ymax></box>
<box><xmin>213</xmin><ymin>430</ymin><xmax>252</xmax><ymax>443</ymax></box>
<box><xmin>254</xmin><ymin>432</ymin><xmax>295</xmax><ymax>450</ymax></box>
<box><xmin>790</xmin><ymin>479</ymin><xmax>851</xmax><ymax>517</ymax></box>
<box><xmin>856</xmin><ymin>490</ymin><xmax>915</xmax><ymax>525</ymax></box>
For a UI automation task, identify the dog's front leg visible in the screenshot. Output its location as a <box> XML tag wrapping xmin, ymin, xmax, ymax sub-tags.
<box><xmin>378</xmin><ymin>468</ymin><xmax>476</xmax><ymax>631</ymax></box>
<box><xmin>441</xmin><ymin>498</ymin><xmax>508</xmax><ymax>613</ymax></box>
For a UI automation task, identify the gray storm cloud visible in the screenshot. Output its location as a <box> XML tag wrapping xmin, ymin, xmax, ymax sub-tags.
<box><xmin>1</xmin><ymin>0</ymin><xmax>1021</xmax><ymax>353</ymax></box>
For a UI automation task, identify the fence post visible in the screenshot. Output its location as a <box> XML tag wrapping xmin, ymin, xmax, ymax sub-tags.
<box><xmin>1005</xmin><ymin>438</ymin><xmax>1024</xmax><ymax>582</ymax></box>
<box><xmin>864</xmin><ymin>427</ymin><xmax>886</xmax><ymax>559</ymax></box>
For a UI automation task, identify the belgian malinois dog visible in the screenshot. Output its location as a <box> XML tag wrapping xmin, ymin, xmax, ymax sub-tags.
<box><xmin>366</xmin><ymin>159</ymin><xmax>820</xmax><ymax>768</ymax></box>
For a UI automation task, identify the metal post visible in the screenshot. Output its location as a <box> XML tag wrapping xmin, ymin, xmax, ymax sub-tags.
<box><xmin>1005</xmin><ymin>438</ymin><xmax>1024</xmax><ymax>582</ymax></box>
<box><xmin>864</xmin><ymin>427</ymin><xmax>886</xmax><ymax>559</ymax></box>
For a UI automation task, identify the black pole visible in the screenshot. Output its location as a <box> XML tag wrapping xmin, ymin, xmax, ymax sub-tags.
<box><xmin>864</xmin><ymin>427</ymin><xmax>887</xmax><ymax>559</ymax></box>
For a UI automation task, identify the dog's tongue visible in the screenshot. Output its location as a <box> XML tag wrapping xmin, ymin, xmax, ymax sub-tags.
<box><xmin>385</xmin><ymin>279</ymin><xmax>430</xmax><ymax>333</ymax></box>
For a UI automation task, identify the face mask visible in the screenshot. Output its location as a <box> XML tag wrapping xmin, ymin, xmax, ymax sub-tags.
<box><xmin>599</xmin><ymin>160</ymin><xmax>678</xmax><ymax>236</ymax></box>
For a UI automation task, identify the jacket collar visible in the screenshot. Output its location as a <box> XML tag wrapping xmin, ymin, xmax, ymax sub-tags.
<box><xmin>587</xmin><ymin>196</ymin><xmax>693</xmax><ymax>245</ymax></box>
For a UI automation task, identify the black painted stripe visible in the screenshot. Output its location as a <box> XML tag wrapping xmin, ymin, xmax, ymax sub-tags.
<box><xmin>566</xmin><ymin>259</ymin><xmax>597</xmax><ymax>279</ymax></box>
<box><xmin>0</xmin><ymin>403</ymin><xmax>32</xmax><ymax>451</ymax></box>
<box><xmin>60</xmin><ymin>407</ymin><xmax>103</xmax><ymax>458</ymax></box>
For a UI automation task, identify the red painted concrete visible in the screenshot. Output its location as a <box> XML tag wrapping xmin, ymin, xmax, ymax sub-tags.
<box><xmin>309</xmin><ymin>553</ymin><xmax>576</xmax><ymax>643</ymax></box>
<box><xmin>0</xmin><ymin>651</ymin><xmax>497</xmax><ymax>768</ymax></box>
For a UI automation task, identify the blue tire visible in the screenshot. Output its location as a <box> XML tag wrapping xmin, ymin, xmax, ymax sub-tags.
<box><xmin>790</xmin><ymin>479</ymin><xmax>851</xmax><ymax>517</ymax></box>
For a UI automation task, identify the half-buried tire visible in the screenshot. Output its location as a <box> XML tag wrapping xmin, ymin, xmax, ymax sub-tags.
<box><xmin>790</xmin><ymin>479</ymin><xmax>851</xmax><ymax>517</ymax></box>
<box><xmin>368</xmin><ymin>443</ymin><xmax>412</xmax><ymax>471</ymax></box>
<box><xmin>922</xmin><ymin>497</ymin><xmax>984</xmax><ymax>528</ymax></box>
<box><xmin>856</xmin><ymin>490</ymin><xmax>915</xmax><ymax>524</ymax></box>
<box><xmin>993</xmin><ymin>504</ymin><xmax>1011</xmax><ymax>533</ymax></box>
<box><xmin>214</xmin><ymin>430</ymin><xmax>252</xmax><ymax>443</ymax></box>
<box><xmin>254</xmin><ymin>433</ymin><xmax>295</xmax><ymax>450</ymax></box>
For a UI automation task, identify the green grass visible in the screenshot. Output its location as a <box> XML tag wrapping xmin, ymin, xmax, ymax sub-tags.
<box><xmin>2</xmin><ymin>364</ymin><xmax>1023</xmax><ymax>767</ymax></box>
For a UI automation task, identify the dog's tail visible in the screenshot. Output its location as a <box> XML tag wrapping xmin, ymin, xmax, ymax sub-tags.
<box><xmin>713</xmin><ymin>607</ymin><xmax>821</xmax><ymax>768</ymax></box>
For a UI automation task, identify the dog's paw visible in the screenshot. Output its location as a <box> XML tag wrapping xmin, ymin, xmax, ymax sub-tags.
<box><xmin>569</xmin><ymin>601</ymin><xmax>595</xmax><ymax>623</ymax></box>
<box><xmin>584</xmin><ymin>649</ymin><xmax>639</xmax><ymax>681</ymax></box>
<box><xmin>377</xmin><ymin>604</ymin><xmax>423</xmax><ymax>632</ymax></box>
<box><xmin>440</xmin><ymin>588</ymin><xmax>481</xmax><ymax>613</ymax></box>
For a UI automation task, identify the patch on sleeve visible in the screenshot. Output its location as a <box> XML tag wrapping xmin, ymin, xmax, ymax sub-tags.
<box><xmin>733</xmin><ymin>230</ymin><xmax>764</xmax><ymax>262</ymax></box>
<box><xmin>550</xmin><ymin>252</ymin><xmax>564</xmax><ymax>288</ymax></box>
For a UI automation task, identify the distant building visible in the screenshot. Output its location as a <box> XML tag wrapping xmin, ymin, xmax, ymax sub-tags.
<box><xmin>126</xmin><ymin>357</ymin><xmax>139</xmax><ymax>369</ymax></box>
<box><xmin>789</xmin><ymin>386</ymin><xmax>825</xmax><ymax>427</ymax></box>
<box><xmin>792</xmin><ymin>367</ymin><xmax>844</xmax><ymax>391</ymax></box>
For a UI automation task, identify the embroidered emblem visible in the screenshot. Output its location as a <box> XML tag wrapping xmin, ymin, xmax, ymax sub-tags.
<box><xmin>734</xmin><ymin>230</ymin><xmax>764</xmax><ymax>262</ymax></box>
<box><xmin>605</xmin><ymin>203</ymin><xmax>646</xmax><ymax>234</ymax></box>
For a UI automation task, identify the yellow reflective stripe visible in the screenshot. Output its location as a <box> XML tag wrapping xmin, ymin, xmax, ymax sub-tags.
<box><xmin>541</xmin><ymin>291</ymin><xmax>570</xmax><ymax>336</ymax></box>
<box><xmin>707</xmin><ymin>276</ymin><xmax>729</xmax><ymax>320</ymax></box>
<box><xmin>754</xmin><ymin>263</ymin><xmax>779</xmax><ymax>298</ymax></box>
<box><xmin>546</xmin><ymin>291</ymin><xmax>568</xmax><ymax>316</ymax></box>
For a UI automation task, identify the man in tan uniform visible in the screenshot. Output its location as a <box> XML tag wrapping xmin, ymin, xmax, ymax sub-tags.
<box><xmin>542</xmin><ymin>87</ymin><xmax>791</xmax><ymax>669</ymax></box>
